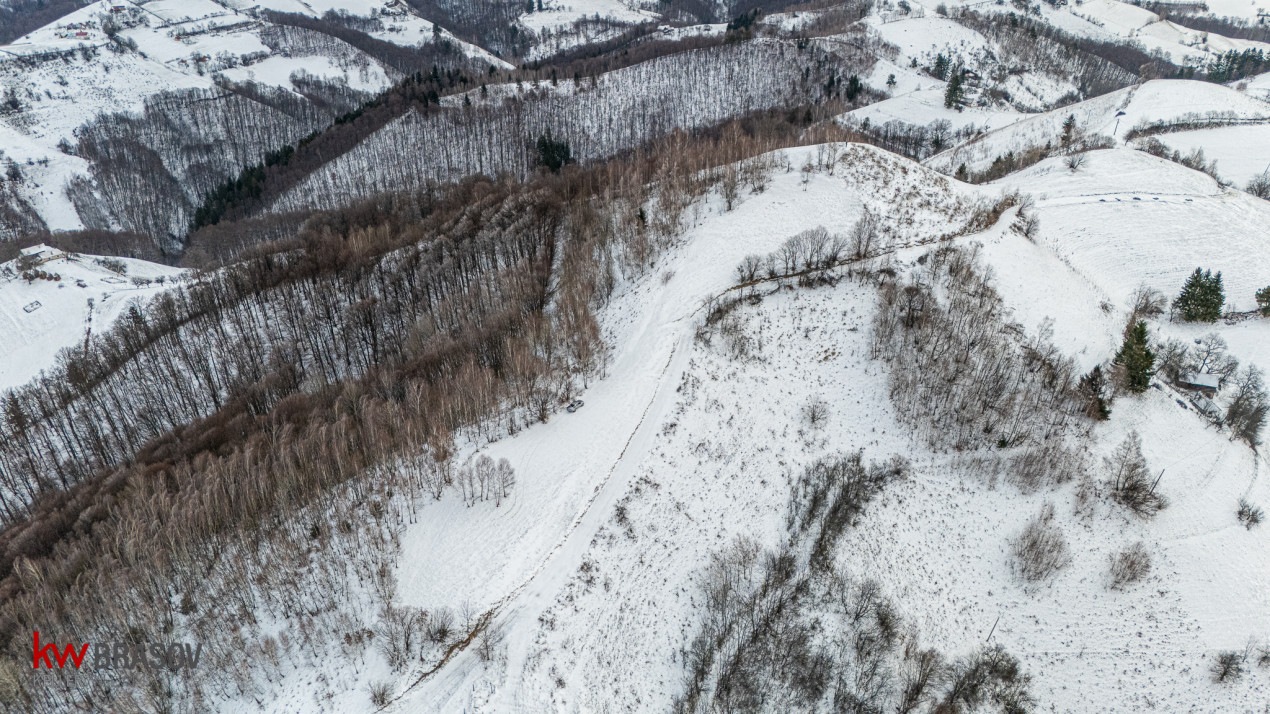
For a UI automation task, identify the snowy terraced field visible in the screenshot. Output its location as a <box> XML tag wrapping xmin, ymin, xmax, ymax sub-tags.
<box><xmin>997</xmin><ymin>149</ymin><xmax>1270</xmax><ymax>314</ymax></box>
<box><xmin>928</xmin><ymin>80</ymin><xmax>1270</xmax><ymax>174</ymax></box>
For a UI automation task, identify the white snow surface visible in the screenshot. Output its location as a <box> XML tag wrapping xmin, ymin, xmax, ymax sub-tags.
<box><xmin>1156</xmin><ymin>122</ymin><xmax>1270</xmax><ymax>188</ymax></box>
<box><xmin>0</xmin><ymin>251</ymin><xmax>183</xmax><ymax>390</ymax></box>
<box><xmin>927</xmin><ymin>79</ymin><xmax>1270</xmax><ymax>174</ymax></box>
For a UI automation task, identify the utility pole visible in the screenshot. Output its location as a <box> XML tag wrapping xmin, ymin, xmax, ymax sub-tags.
<box><xmin>986</xmin><ymin>614</ymin><xmax>1001</xmax><ymax>643</ymax></box>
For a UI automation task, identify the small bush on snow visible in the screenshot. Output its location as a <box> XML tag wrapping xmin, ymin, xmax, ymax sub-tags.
<box><xmin>1011</xmin><ymin>503</ymin><xmax>1070</xmax><ymax>583</ymax></box>
<box><xmin>368</xmin><ymin>680</ymin><xmax>392</xmax><ymax>707</ymax></box>
<box><xmin>803</xmin><ymin>396</ymin><xmax>829</xmax><ymax>428</ymax></box>
<box><xmin>1211</xmin><ymin>651</ymin><xmax>1244</xmax><ymax>683</ymax></box>
<box><xmin>1107</xmin><ymin>541</ymin><xmax>1151</xmax><ymax>589</ymax></box>
<box><xmin>1104</xmin><ymin>433</ymin><xmax>1167</xmax><ymax>518</ymax></box>
<box><xmin>1237</xmin><ymin>499</ymin><xmax>1263</xmax><ymax>530</ymax></box>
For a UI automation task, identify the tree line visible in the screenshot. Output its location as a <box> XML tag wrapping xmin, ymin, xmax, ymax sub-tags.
<box><xmin>271</xmin><ymin>37</ymin><xmax>877</xmax><ymax>215</ymax></box>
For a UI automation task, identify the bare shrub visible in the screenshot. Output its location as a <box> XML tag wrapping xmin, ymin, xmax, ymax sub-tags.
<box><xmin>475</xmin><ymin>623</ymin><xmax>502</xmax><ymax>663</ymax></box>
<box><xmin>368</xmin><ymin>680</ymin><xmax>392</xmax><ymax>707</ymax></box>
<box><xmin>1226</xmin><ymin>366</ymin><xmax>1268</xmax><ymax>448</ymax></box>
<box><xmin>426</xmin><ymin>606</ymin><xmax>454</xmax><ymax>643</ymax></box>
<box><xmin>1104</xmin><ymin>432</ymin><xmax>1167</xmax><ymax>518</ymax></box>
<box><xmin>938</xmin><ymin>644</ymin><xmax>1034</xmax><ymax>713</ymax></box>
<box><xmin>735</xmin><ymin>254</ymin><xmax>763</xmax><ymax>283</ymax></box>
<box><xmin>1065</xmin><ymin>153</ymin><xmax>1086</xmax><ymax>171</ymax></box>
<box><xmin>1016</xmin><ymin>207</ymin><xmax>1040</xmax><ymax>240</ymax></box>
<box><xmin>1107</xmin><ymin>541</ymin><xmax>1151</xmax><ymax>589</ymax></box>
<box><xmin>803</xmin><ymin>396</ymin><xmax>829</xmax><ymax>428</ymax></box>
<box><xmin>379</xmin><ymin>604</ymin><xmax>425</xmax><ymax>671</ymax></box>
<box><xmin>1073</xmin><ymin>474</ymin><xmax>1099</xmax><ymax>518</ymax></box>
<box><xmin>851</xmin><ymin>207</ymin><xmax>879</xmax><ymax>259</ymax></box>
<box><xmin>1237</xmin><ymin>499</ymin><xmax>1263</xmax><ymax>530</ymax></box>
<box><xmin>1248</xmin><ymin>172</ymin><xmax>1270</xmax><ymax>199</ymax></box>
<box><xmin>1011</xmin><ymin>503</ymin><xmax>1070</xmax><ymax>583</ymax></box>
<box><xmin>1128</xmin><ymin>284</ymin><xmax>1166</xmax><ymax>326</ymax></box>
<box><xmin>1212</xmin><ymin>651</ymin><xmax>1244</xmax><ymax>683</ymax></box>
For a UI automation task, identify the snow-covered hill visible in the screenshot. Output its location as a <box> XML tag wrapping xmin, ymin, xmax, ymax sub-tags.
<box><xmin>383</xmin><ymin>144</ymin><xmax>1270</xmax><ymax>714</ymax></box>
<box><xmin>4</xmin><ymin>5</ymin><xmax>1270</xmax><ymax>714</ymax></box>
<box><xmin>926</xmin><ymin>79</ymin><xmax>1270</xmax><ymax>174</ymax></box>
<box><xmin>196</xmin><ymin>139</ymin><xmax>1270</xmax><ymax>714</ymax></box>
<box><xmin>0</xmin><ymin>246</ymin><xmax>182</xmax><ymax>389</ymax></box>
<box><xmin>0</xmin><ymin>0</ymin><xmax>506</xmax><ymax>237</ymax></box>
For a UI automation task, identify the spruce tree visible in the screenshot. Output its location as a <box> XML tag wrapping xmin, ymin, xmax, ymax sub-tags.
<box><xmin>1172</xmin><ymin>268</ymin><xmax>1224</xmax><ymax>322</ymax></box>
<box><xmin>1080</xmin><ymin>365</ymin><xmax>1112</xmax><ymax>419</ymax></box>
<box><xmin>1115</xmin><ymin>321</ymin><xmax>1155</xmax><ymax>393</ymax></box>
<box><xmin>1256</xmin><ymin>285</ymin><xmax>1270</xmax><ymax>316</ymax></box>
<box><xmin>944</xmin><ymin>72</ymin><xmax>963</xmax><ymax>108</ymax></box>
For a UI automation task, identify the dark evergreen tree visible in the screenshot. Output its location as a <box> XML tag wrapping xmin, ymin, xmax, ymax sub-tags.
<box><xmin>1080</xmin><ymin>365</ymin><xmax>1112</xmax><ymax>419</ymax></box>
<box><xmin>1115</xmin><ymin>321</ymin><xmax>1155</xmax><ymax>393</ymax></box>
<box><xmin>844</xmin><ymin>74</ymin><xmax>863</xmax><ymax>101</ymax></box>
<box><xmin>932</xmin><ymin>54</ymin><xmax>949</xmax><ymax>80</ymax></box>
<box><xmin>1061</xmin><ymin>114</ymin><xmax>1076</xmax><ymax>147</ymax></box>
<box><xmin>1172</xmin><ymin>267</ymin><xmax>1224</xmax><ymax>322</ymax></box>
<box><xmin>944</xmin><ymin>72</ymin><xmax>964</xmax><ymax>108</ymax></box>
<box><xmin>1256</xmin><ymin>285</ymin><xmax>1270</xmax><ymax>316</ymax></box>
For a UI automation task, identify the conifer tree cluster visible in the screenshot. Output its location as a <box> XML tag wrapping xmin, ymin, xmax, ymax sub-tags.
<box><xmin>535</xmin><ymin>129</ymin><xmax>572</xmax><ymax>173</ymax></box>
<box><xmin>1172</xmin><ymin>267</ymin><xmax>1224</xmax><ymax>322</ymax></box>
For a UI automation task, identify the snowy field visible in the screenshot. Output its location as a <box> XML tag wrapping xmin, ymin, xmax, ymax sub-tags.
<box><xmin>0</xmin><ymin>250</ymin><xmax>183</xmax><ymax>390</ymax></box>
<box><xmin>996</xmin><ymin>148</ymin><xmax>1270</xmax><ymax>315</ymax></box>
<box><xmin>927</xmin><ymin>79</ymin><xmax>1270</xmax><ymax>174</ymax></box>
<box><xmin>1156</xmin><ymin>123</ymin><xmax>1270</xmax><ymax>188</ymax></box>
<box><xmin>1068</xmin><ymin>0</ymin><xmax>1270</xmax><ymax>64</ymax></box>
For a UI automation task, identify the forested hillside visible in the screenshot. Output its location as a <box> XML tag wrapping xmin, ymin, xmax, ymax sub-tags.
<box><xmin>1</xmin><ymin>1</ymin><xmax>1269</xmax><ymax>712</ymax></box>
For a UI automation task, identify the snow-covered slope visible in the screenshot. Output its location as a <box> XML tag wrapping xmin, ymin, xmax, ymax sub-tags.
<box><xmin>0</xmin><ymin>249</ymin><xmax>182</xmax><ymax>389</ymax></box>
<box><xmin>927</xmin><ymin>79</ymin><xmax>1270</xmax><ymax>174</ymax></box>
<box><xmin>1155</xmin><ymin>122</ymin><xmax>1270</xmax><ymax>188</ymax></box>
<box><xmin>220</xmin><ymin>144</ymin><xmax>1003</xmax><ymax>713</ymax></box>
<box><xmin>377</xmin><ymin>144</ymin><xmax>1269</xmax><ymax>714</ymax></box>
<box><xmin>220</xmin><ymin>140</ymin><xmax>1269</xmax><ymax>714</ymax></box>
<box><xmin>0</xmin><ymin>0</ymin><xmax>503</xmax><ymax>236</ymax></box>
<box><xmin>997</xmin><ymin>148</ymin><xmax>1270</xmax><ymax>313</ymax></box>
<box><xmin>1069</xmin><ymin>0</ymin><xmax>1270</xmax><ymax>65</ymax></box>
